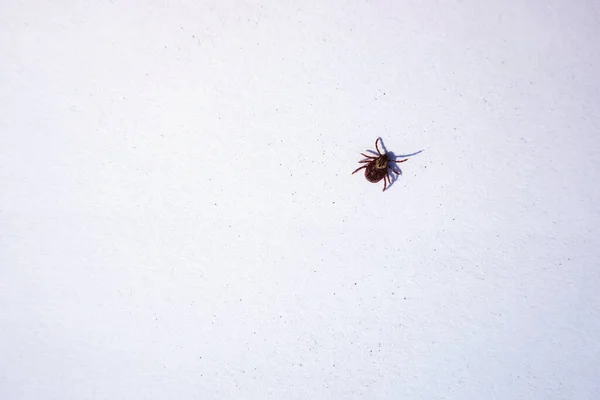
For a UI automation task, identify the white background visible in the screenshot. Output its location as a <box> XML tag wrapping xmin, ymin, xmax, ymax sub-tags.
<box><xmin>1</xmin><ymin>1</ymin><xmax>599</xmax><ymax>399</ymax></box>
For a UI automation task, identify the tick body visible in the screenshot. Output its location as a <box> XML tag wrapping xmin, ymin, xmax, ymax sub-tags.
<box><xmin>352</xmin><ymin>138</ymin><xmax>408</xmax><ymax>191</ymax></box>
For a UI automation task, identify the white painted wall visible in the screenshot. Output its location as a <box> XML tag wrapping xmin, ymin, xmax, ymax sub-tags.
<box><xmin>1</xmin><ymin>1</ymin><xmax>599</xmax><ymax>398</ymax></box>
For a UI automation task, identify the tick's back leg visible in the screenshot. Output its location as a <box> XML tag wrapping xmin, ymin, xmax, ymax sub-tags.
<box><xmin>390</xmin><ymin>166</ymin><xmax>402</xmax><ymax>175</ymax></box>
<box><xmin>352</xmin><ymin>165</ymin><xmax>367</xmax><ymax>175</ymax></box>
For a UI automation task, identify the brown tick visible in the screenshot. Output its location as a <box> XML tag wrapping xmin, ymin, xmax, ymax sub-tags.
<box><xmin>352</xmin><ymin>137</ymin><xmax>410</xmax><ymax>191</ymax></box>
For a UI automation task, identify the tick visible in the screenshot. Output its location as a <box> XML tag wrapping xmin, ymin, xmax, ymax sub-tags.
<box><xmin>352</xmin><ymin>138</ymin><xmax>409</xmax><ymax>191</ymax></box>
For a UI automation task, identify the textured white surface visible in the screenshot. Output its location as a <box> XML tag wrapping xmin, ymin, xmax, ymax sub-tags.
<box><xmin>1</xmin><ymin>1</ymin><xmax>599</xmax><ymax>399</ymax></box>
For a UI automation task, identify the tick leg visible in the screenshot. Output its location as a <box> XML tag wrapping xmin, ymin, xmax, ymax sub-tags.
<box><xmin>361</xmin><ymin>153</ymin><xmax>376</xmax><ymax>159</ymax></box>
<box><xmin>381</xmin><ymin>173</ymin><xmax>389</xmax><ymax>191</ymax></box>
<box><xmin>389</xmin><ymin>158</ymin><xmax>408</xmax><ymax>164</ymax></box>
<box><xmin>391</xmin><ymin>166</ymin><xmax>402</xmax><ymax>175</ymax></box>
<box><xmin>352</xmin><ymin>165</ymin><xmax>367</xmax><ymax>175</ymax></box>
<box><xmin>375</xmin><ymin>138</ymin><xmax>383</xmax><ymax>155</ymax></box>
